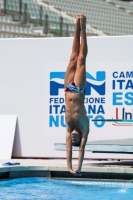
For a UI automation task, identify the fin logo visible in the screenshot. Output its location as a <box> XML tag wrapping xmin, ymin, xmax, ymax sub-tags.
<box><xmin>50</xmin><ymin>71</ymin><xmax>106</xmax><ymax>96</ymax></box>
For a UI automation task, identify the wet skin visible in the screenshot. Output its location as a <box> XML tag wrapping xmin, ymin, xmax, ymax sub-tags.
<box><xmin>65</xmin><ymin>92</ymin><xmax>89</xmax><ymax>135</ymax></box>
<box><xmin>65</xmin><ymin>92</ymin><xmax>89</xmax><ymax>176</ymax></box>
<box><xmin>65</xmin><ymin>13</ymin><xmax>89</xmax><ymax>176</ymax></box>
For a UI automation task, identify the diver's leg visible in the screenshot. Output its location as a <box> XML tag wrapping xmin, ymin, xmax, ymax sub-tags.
<box><xmin>74</xmin><ymin>14</ymin><xmax>87</xmax><ymax>89</ymax></box>
<box><xmin>64</xmin><ymin>14</ymin><xmax>80</xmax><ymax>87</ymax></box>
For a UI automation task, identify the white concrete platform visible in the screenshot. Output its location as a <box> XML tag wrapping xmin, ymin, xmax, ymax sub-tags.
<box><xmin>54</xmin><ymin>139</ymin><xmax>133</xmax><ymax>153</ymax></box>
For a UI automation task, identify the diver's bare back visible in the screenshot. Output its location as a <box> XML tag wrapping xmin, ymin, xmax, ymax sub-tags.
<box><xmin>65</xmin><ymin>92</ymin><xmax>89</xmax><ymax>134</ymax></box>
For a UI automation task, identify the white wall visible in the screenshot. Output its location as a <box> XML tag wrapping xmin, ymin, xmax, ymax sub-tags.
<box><xmin>0</xmin><ymin>36</ymin><xmax>133</xmax><ymax>158</ymax></box>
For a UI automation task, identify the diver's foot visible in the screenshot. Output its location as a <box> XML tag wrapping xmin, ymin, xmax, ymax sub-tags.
<box><xmin>75</xmin><ymin>14</ymin><xmax>81</xmax><ymax>30</ymax></box>
<box><xmin>80</xmin><ymin>13</ymin><xmax>86</xmax><ymax>30</ymax></box>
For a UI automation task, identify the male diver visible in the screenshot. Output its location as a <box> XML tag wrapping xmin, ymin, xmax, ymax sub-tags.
<box><xmin>65</xmin><ymin>13</ymin><xmax>89</xmax><ymax>176</ymax></box>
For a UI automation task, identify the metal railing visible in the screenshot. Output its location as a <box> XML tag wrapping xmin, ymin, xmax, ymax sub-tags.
<box><xmin>0</xmin><ymin>0</ymin><xmax>75</xmax><ymax>37</ymax></box>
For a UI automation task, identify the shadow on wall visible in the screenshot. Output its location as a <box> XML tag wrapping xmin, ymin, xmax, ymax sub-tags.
<box><xmin>12</xmin><ymin>118</ymin><xmax>22</xmax><ymax>158</ymax></box>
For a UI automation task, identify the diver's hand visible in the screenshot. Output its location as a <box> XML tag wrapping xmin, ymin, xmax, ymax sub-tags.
<box><xmin>74</xmin><ymin>172</ymin><xmax>82</xmax><ymax>176</ymax></box>
<box><xmin>69</xmin><ymin>169</ymin><xmax>82</xmax><ymax>176</ymax></box>
<box><xmin>69</xmin><ymin>168</ymin><xmax>77</xmax><ymax>174</ymax></box>
<box><xmin>74</xmin><ymin>168</ymin><xmax>82</xmax><ymax>176</ymax></box>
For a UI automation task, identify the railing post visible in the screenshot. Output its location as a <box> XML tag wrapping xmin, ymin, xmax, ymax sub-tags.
<box><xmin>60</xmin><ymin>16</ymin><xmax>63</xmax><ymax>37</ymax></box>
<box><xmin>3</xmin><ymin>0</ymin><xmax>6</xmax><ymax>14</ymax></box>
<box><xmin>44</xmin><ymin>14</ymin><xmax>48</xmax><ymax>35</ymax></box>
<box><xmin>19</xmin><ymin>0</ymin><xmax>22</xmax><ymax>16</ymax></box>
<box><xmin>66</xmin><ymin>24</ymin><xmax>69</xmax><ymax>37</ymax></box>
<box><xmin>39</xmin><ymin>5</ymin><xmax>43</xmax><ymax>26</ymax></box>
<box><xmin>19</xmin><ymin>0</ymin><xmax>22</xmax><ymax>22</ymax></box>
<box><xmin>23</xmin><ymin>3</ymin><xmax>27</xmax><ymax>24</ymax></box>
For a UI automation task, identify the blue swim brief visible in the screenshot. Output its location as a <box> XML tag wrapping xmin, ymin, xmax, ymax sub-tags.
<box><xmin>65</xmin><ymin>81</ymin><xmax>85</xmax><ymax>94</ymax></box>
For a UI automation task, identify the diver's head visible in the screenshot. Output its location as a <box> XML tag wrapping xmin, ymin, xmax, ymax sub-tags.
<box><xmin>71</xmin><ymin>130</ymin><xmax>81</xmax><ymax>147</ymax></box>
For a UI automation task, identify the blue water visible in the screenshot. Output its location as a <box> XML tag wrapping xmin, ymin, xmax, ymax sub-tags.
<box><xmin>0</xmin><ymin>178</ymin><xmax>133</xmax><ymax>200</ymax></box>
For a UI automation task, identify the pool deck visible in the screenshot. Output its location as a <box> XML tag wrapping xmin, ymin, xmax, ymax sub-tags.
<box><xmin>0</xmin><ymin>159</ymin><xmax>133</xmax><ymax>180</ymax></box>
